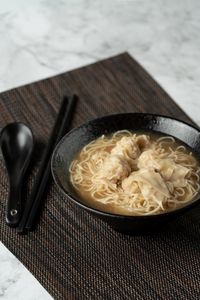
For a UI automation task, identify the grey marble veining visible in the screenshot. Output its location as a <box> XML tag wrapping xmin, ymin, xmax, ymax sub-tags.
<box><xmin>0</xmin><ymin>0</ymin><xmax>200</xmax><ymax>299</ymax></box>
<box><xmin>0</xmin><ymin>243</ymin><xmax>52</xmax><ymax>299</ymax></box>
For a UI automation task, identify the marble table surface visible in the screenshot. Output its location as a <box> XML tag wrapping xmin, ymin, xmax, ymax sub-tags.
<box><xmin>1</xmin><ymin>0</ymin><xmax>200</xmax><ymax>299</ymax></box>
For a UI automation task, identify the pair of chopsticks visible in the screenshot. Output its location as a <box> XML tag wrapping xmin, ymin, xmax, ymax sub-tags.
<box><xmin>17</xmin><ymin>94</ymin><xmax>78</xmax><ymax>234</ymax></box>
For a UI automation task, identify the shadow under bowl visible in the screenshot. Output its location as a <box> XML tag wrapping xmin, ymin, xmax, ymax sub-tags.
<box><xmin>51</xmin><ymin>113</ymin><xmax>200</xmax><ymax>234</ymax></box>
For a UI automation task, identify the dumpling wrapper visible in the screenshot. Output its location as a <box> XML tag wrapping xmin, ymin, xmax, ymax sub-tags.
<box><xmin>168</xmin><ymin>163</ymin><xmax>190</xmax><ymax>187</ymax></box>
<box><xmin>100</xmin><ymin>154</ymin><xmax>131</xmax><ymax>183</ymax></box>
<box><xmin>122</xmin><ymin>169</ymin><xmax>170</xmax><ymax>200</ymax></box>
<box><xmin>138</xmin><ymin>150</ymin><xmax>190</xmax><ymax>188</ymax></box>
<box><xmin>111</xmin><ymin>136</ymin><xmax>140</xmax><ymax>160</ymax></box>
<box><xmin>156</xmin><ymin>159</ymin><xmax>190</xmax><ymax>187</ymax></box>
<box><xmin>138</xmin><ymin>182</ymin><xmax>166</xmax><ymax>207</ymax></box>
<box><xmin>137</xmin><ymin>149</ymin><xmax>160</xmax><ymax>170</ymax></box>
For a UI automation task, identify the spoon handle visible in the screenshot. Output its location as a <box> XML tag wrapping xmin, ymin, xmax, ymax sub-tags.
<box><xmin>6</xmin><ymin>181</ymin><xmax>22</xmax><ymax>227</ymax></box>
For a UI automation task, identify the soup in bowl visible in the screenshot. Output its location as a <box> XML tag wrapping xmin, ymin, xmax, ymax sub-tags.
<box><xmin>51</xmin><ymin>113</ymin><xmax>200</xmax><ymax>234</ymax></box>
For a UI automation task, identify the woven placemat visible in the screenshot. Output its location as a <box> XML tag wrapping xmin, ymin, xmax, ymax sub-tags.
<box><xmin>0</xmin><ymin>53</ymin><xmax>200</xmax><ymax>300</ymax></box>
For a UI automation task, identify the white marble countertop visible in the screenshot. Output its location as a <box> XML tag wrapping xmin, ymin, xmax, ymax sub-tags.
<box><xmin>1</xmin><ymin>0</ymin><xmax>200</xmax><ymax>299</ymax></box>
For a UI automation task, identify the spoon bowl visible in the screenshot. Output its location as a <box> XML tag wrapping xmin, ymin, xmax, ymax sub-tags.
<box><xmin>0</xmin><ymin>122</ymin><xmax>34</xmax><ymax>227</ymax></box>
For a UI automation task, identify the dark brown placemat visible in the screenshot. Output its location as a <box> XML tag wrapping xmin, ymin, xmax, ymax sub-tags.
<box><xmin>0</xmin><ymin>53</ymin><xmax>200</xmax><ymax>300</ymax></box>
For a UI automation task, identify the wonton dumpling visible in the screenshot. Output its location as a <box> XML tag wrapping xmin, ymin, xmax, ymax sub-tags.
<box><xmin>111</xmin><ymin>136</ymin><xmax>140</xmax><ymax>160</ymax></box>
<box><xmin>168</xmin><ymin>164</ymin><xmax>190</xmax><ymax>187</ymax></box>
<box><xmin>100</xmin><ymin>155</ymin><xmax>131</xmax><ymax>183</ymax></box>
<box><xmin>122</xmin><ymin>169</ymin><xmax>170</xmax><ymax>200</ymax></box>
<box><xmin>137</xmin><ymin>149</ymin><xmax>160</xmax><ymax>170</ymax></box>
<box><xmin>157</xmin><ymin>159</ymin><xmax>174</xmax><ymax>180</ymax></box>
<box><xmin>138</xmin><ymin>152</ymin><xmax>190</xmax><ymax>189</ymax></box>
<box><xmin>138</xmin><ymin>182</ymin><xmax>167</xmax><ymax>207</ymax></box>
<box><xmin>155</xmin><ymin>159</ymin><xmax>190</xmax><ymax>187</ymax></box>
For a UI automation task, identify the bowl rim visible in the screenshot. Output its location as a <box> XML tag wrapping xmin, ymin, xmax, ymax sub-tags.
<box><xmin>51</xmin><ymin>112</ymin><xmax>200</xmax><ymax>220</ymax></box>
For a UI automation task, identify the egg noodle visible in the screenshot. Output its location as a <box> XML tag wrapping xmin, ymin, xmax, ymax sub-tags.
<box><xmin>69</xmin><ymin>131</ymin><xmax>200</xmax><ymax>215</ymax></box>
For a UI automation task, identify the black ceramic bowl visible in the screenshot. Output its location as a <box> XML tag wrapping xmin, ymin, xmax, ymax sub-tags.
<box><xmin>51</xmin><ymin>113</ymin><xmax>200</xmax><ymax>234</ymax></box>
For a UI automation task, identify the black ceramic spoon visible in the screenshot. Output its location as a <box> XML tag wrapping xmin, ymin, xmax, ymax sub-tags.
<box><xmin>0</xmin><ymin>123</ymin><xmax>34</xmax><ymax>227</ymax></box>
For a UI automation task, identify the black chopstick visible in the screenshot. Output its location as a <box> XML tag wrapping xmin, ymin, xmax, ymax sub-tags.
<box><xmin>17</xmin><ymin>94</ymin><xmax>78</xmax><ymax>233</ymax></box>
